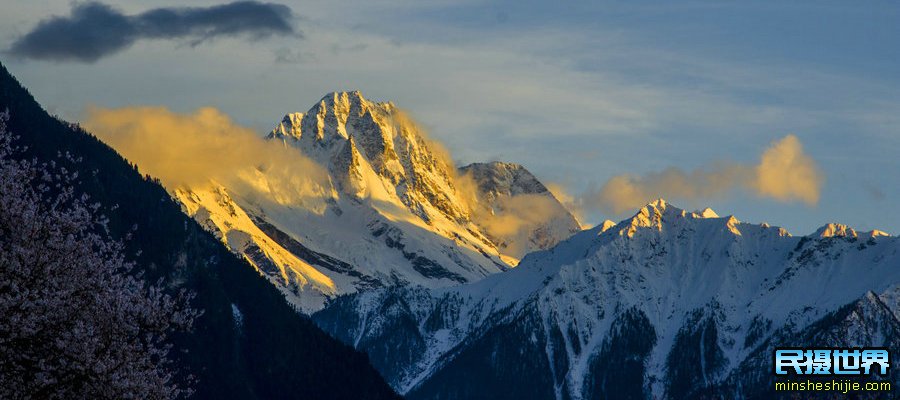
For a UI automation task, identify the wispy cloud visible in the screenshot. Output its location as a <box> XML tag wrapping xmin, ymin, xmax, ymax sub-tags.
<box><xmin>7</xmin><ymin>1</ymin><xmax>297</xmax><ymax>63</ymax></box>
<box><xmin>577</xmin><ymin>135</ymin><xmax>824</xmax><ymax>215</ymax></box>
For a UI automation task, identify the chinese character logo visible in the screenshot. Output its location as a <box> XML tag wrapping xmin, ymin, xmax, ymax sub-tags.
<box><xmin>775</xmin><ymin>348</ymin><xmax>891</xmax><ymax>375</ymax></box>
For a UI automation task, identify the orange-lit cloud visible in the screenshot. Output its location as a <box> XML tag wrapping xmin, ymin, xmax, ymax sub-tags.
<box><xmin>582</xmin><ymin>135</ymin><xmax>823</xmax><ymax>215</ymax></box>
<box><xmin>472</xmin><ymin>193</ymin><xmax>570</xmax><ymax>257</ymax></box>
<box><xmin>752</xmin><ymin>134</ymin><xmax>823</xmax><ymax>205</ymax></box>
<box><xmin>84</xmin><ymin>106</ymin><xmax>331</xmax><ymax>205</ymax></box>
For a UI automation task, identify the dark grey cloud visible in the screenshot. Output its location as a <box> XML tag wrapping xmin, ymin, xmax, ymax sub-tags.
<box><xmin>7</xmin><ymin>1</ymin><xmax>297</xmax><ymax>63</ymax></box>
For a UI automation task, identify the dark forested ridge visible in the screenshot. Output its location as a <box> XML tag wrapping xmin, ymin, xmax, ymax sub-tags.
<box><xmin>0</xmin><ymin>62</ymin><xmax>401</xmax><ymax>400</ymax></box>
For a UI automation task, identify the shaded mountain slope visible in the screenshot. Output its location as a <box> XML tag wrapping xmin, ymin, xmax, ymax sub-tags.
<box><xmin>0</xmin><ymin>61</ymin><xmax>400</xmax><ymax>400</ymax></box>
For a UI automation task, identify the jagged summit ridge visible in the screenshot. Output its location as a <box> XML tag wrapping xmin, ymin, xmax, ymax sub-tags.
<box><xmin>616</xmin><ymin>198</ymin><xmax>746</xmax><ymax>237</ymax></box>
<box><xmin>270</xmin><ymin>90</ymin><xmax>470</xmax><ymax>224</ymax></box>
<box><xmin>697</xmin><ymin>207</ymin><xmax>719</xmax><ymax>218</ymax></box>
<box><xmin>814</xmin><ymin>222</ymin><xmax>891</xmax><ymax>238</ymax></box>
<box><xmin>269</xmin><ymin>91</ymin><xmax>397</xmax><ymax>146</ymax></box>
<box><xmin>815</xmin><ymin>222</ymin><xmax>857</xmax><ymax>238</ymax></box>
<box><xmin>620</xmin><ymin>199</ymin><xmax>892</xmax><ymax>240</ymax></box>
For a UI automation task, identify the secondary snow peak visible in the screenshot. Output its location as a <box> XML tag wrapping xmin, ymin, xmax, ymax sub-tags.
<box><xmin>620</xmin><ymin>198</ymin><xmax>676</xmax><ymax>237</ymax></box>
<box><xmin>697</xmin><ymin>207</ymin><xmax>719</xmax><ymax>218</ymax></box>
<box><xmin>315</xmin><ymin>198</ymin><xmax>900</xmax><ymax>399</ymax></box>
<box><xmin>814</xmin><ymin>223</ymin><xmax>858</xmax><ymax>238</ymax></box>
<box><xmin>598</xmin><ymin>219</ymin><xmax>616</xmax><ymax>233</ymax></box>
<box><xmin>616</xmin><ymin>200</ymin><xmax>750</xmax><ymax>238</ymax></box>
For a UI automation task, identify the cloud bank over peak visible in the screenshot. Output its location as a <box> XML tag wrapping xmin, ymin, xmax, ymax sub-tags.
<box><xmin>7</xmin><ymin>1</ymin><xmax>297</xmax><ymax>63</ymax></box>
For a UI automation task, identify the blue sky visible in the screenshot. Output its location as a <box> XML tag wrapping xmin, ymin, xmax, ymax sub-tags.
<box><xmin>2</xmin><ymin>0</ymin><xmax>898</xmax><ymax>234</ymax></box>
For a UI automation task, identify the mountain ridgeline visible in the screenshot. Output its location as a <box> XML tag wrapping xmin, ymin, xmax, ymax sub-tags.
<box><xmin>314</xmin><ymin>200</ymin><xmax>900</xmax><ymax>399</ymax></box>
<box><xmin>0</xmin><ymin>63</ymin><xmax>400</xmax><ymax>399</ymax></box>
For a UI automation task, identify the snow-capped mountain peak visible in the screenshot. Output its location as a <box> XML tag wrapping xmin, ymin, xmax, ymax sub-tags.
<box><xmin>270</xmin><ymin>91</ymin><xmax>473</xmax><ymax>225</ymax></box>
<box><xmin>271</xmin><ymin>111</ymin><xmax>304</xmax><ymax>140</ymax></box>
<box><xmin>697</xmin><ymin>207</ymin><xmax>719</xmax><ymax>218</ymax></box>
<box><xmin>314</xmin><ymin>199</ymin><xmax>900</xmax><ymax>399</ymax></box>
<box><xmin>619</xmin><ymin>198</ymin><xmax>670</xmax><ymax>236</ymax></box>
<box><xmin>176</xmin><ymin>92</ymin><xmax>583</xmax><ymax>311</ymax></box>
<box><xmin>616</xmin><ymin>198</ymin><xmax>741</xmax><ymax>237</ymax></box>
<box><xmin>613</xmin><ymin>199</ymin><xmax>753</xmax><ymax>238</ymax></box>
<box><xmin>597</xmin><ymin>219</ymin><xmax>617</xmax><ymax>233</ymax></box>
<box><xmin>814</xmin><ymin>222</ymin><xmax>858</xmax><ymax>238</ymax></box>
<box><xmin>813</xmin><ymin>222</ymin><xmax>891</xmax><ymax>239</ymax></box>
<box><xmin>870</xmin><ymin>229</ymin><xmax>892</xmax><ymax>237</ymax></box>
